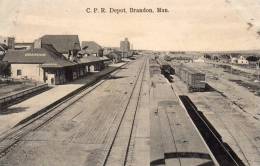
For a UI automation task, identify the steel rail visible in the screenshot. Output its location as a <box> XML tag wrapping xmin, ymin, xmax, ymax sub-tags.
<box><xmin>0</xmin><ymin>60</ymin><xmax>135</xmax><ymax>158</ymax></box>
<box><xmin>179</xmin><ymin>95</ymin><xmax>245</xmax><ymax>166</ymax></box>
<box><xmin>102</xmin><ymin>56</ymin><xmax>147</xmax><ymax>166</ymax></box>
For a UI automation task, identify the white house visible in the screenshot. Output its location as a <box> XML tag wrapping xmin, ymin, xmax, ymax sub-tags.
<box><xmin>231</xmin><ymin>57</ymin><xmax>238</xmax><ymax>64</ymax></box>
<box><xmin>237</xmin><ymin>56</ymin><xmax>249</xmax><ymax>65</ymax></box>
<box><xmin>193</xmin><ymin>57</ymin><xmax>205</xmax><ymax>63</ymax></box>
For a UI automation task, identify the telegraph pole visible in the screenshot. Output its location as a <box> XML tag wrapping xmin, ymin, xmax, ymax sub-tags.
<box><xmin>257</xmin><ymin>61</ymin><xmax>260</xmax><ymax>81</ymax></box>
<box><xmin>230</xmin><ymin>54</ymin><xmax>233</xmax><ymax>75</ymax></box>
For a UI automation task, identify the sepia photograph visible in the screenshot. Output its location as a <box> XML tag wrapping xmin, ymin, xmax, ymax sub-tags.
<box><xmin>0</xmin><ymin>0</ymin><xmax>260</xmax><ymax>165</ymax></box>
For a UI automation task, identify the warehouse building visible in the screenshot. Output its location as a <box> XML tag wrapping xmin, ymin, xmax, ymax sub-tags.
<box><xmin>81</xmin><ymin>41</ymin><xmax>103</xmax><ymax>57</ymax></box>
<box><xmin>34</xmin><ymin>35</ymin><xmax>81</xmax><ymax>61</ymax></box>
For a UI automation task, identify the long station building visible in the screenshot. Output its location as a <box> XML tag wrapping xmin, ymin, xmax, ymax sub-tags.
<box><xmin>3</xmin><ymin>35</ymin><xmax>107</xmax><ymax>85</ymax></box>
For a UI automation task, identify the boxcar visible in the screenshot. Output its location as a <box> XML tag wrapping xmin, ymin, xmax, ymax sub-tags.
<box><xmin>172</xmin><ymin>64</ymin><xmax>206</xmax><ymax>92</ymax></box>
<box><xmin>186</xmin><ymin>69</ymin><xmax>206</xmax><ymax>92</ymax></box>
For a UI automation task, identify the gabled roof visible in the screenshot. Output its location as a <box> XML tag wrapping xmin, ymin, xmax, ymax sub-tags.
<box><xmin>3</xmin><ymin>48</ymin><xmax>74</xmax><ymax>68</ymax></box>
<box><xmin>41</xmin><ymin>44</ymin><xmax>60</xmax><ymax>53</ymax></box>
<box><xmin>81</xmin><ymin>41</ymin><xmax>102</xmax><ymax>50</ymax></box>
<box><xmin>40</xmin><ymin>35</ymin><xmax>81</xmax><ymax>54</ymax></box>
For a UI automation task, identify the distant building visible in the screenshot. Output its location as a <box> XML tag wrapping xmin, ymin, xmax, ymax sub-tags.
<box><xmin>81</xmin><ymin>41</ymin><xmax>103</xmax><ymax>57</ymax></box>
<box><xmin>105</xmin><ymin>51</ymin><xmax>122</xmax><ymax>63</ymax></box>
<box><xmin>120</xmin><ymin>38</ymin><xmax>130</xmax><ymax>58</ymax></box>
<box><xmin>34</xmin><ymin>35</ymin><xmax>81</xmax><ymax>61</ymax></box>
<box><xmin>0</xmin><ymin>36</ymin><xmax>15</xmax><ymax>49</ymax></box>
<box><xmin>193</xmin><ymin>56</ymin><xmax>205</xmax><ymax>63</ymax></box>
<box><xmin>127</xmin><ymin>51</ymin><xmax>134</xmax><ymax>57</ymax></box>
<box><xmin>103</xmin><ymin>47</ymin><xmax>114</xmax><ymax>55</ymax></box>
<box><xmin>120</xmin><ymin>38</ymin><xmax>130</xmax><ymax>52</ymax></box>
<box><xmin>237</xmin><ymin>56</ymin><xmax>249</xmax><ymax>65</ymax></box>
<box><xmin>231</xmin><ymin>57</ymin><xmax>238</xmax><ymax>64</ymax></box>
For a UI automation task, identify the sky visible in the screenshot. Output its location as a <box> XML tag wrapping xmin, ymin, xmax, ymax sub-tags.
<box><xmin>0</xmin><ymin>0</ymin><xmax>260</xmax><ymax>51</ymax></box>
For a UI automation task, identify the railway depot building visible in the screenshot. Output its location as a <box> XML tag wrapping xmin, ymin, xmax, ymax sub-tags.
<box><xmin>3</xmin><ymin>46</ymin><xmax>75</xmax><ymax>85</ymax></box>
<box><xmin>2</xmin><ymin>34</ymin><xmax>109</xmax><ymax>85</ymax></box>
<box><xmin>3</xmin><ymin>46</ymin><xmax>107</xmax><ymax>85</ymax></box>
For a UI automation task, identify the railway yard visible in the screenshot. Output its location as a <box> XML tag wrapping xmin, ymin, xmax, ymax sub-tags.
<box><xmin>170</xmin><ymin>60</ymin><xmax>260</xmax><ymax>166</ymax></box>
<box><xmin>0</xmin><ymin>54</ymin><xmax>259</xmax><ymax>166</ymax></box>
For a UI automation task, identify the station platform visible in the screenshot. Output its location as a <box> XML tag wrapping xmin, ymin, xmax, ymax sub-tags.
<box><xmin>0</xmin><ymin>62</ymin><xmax>125</xmax><ymax>136</ymax></box>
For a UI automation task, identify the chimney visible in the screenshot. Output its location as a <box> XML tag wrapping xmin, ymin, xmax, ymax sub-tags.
<box><xmin>34</xmin><ymin>38</ymin><xmax>42</xmax><ymax>48</ymax></box>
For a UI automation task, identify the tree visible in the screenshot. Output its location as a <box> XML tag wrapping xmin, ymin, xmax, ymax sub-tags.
<box><xmin>0</xmin><ymin>62</ymin><xmax>11</xmax><ymax>76</ymax></box>
<box><xmin>246</xmin><ymin>56</ymin><xmax>259</xmax><ymax>62</ymax></box>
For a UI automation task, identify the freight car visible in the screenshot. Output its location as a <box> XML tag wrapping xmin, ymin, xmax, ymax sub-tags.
<box><xmin>149</xmin><ymin>59</ymin><xmax>161</xmax><ymax>76</ymax></box>
<box><xmin>161</xmin><ymin>64</ymin><xmax>175</xmax><ymax>75</ymax></box>
<box><xmin>174</xmin><ymin>64</ymin><xmax>206</xmax><ymax>92</ymax></box>
<box><xmin>155</xmin><ymin>58</ymin><xmax>175</xmax><ymax>82</ymax></box>
<box><xmin>156</xmin><ymin>58</ymin><xmax>175</xmax><ymax>75</ymax></box>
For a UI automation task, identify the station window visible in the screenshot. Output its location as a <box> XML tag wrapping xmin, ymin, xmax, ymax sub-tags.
<box><xmin>17</xmin><ymin>69</ymin><xmax>22</xmax><ymax>76</ymax></box>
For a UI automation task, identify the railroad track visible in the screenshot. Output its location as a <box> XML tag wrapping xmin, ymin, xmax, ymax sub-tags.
<box><xmin>0</xmin><ymin>59</ymin><xmax>139</xmax><ymax>159</ymax></box>
<box><xmin>101</xmin><ymin>56</ymin><xmax>147</xmax><ymax>166</ymax></box>
<box><xmin>149</xmin><ymin>60</ymin><xmax>214</xmax><ymax>166</ymax></box>
<box><xmin>193</xmin><ymin>94</ymin><xmax>252</xmax><ymax>166</ymax></box>
<box><xmin>179</xmin><ymin>95</ymin><xmax>245</xmax><ymax>166</ymax></box>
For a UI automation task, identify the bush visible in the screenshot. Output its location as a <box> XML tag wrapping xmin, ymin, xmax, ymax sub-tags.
<box><xmin>0</xmin><ymin>62</ymin><xmax>11</xmax><ymax>76</ymax></box>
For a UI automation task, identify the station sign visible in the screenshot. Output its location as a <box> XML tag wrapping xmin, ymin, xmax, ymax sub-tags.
<box><xmin>25</xmin><ymin>53</ymin><xmax>46</xmax><ymax>57</ymax></box>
